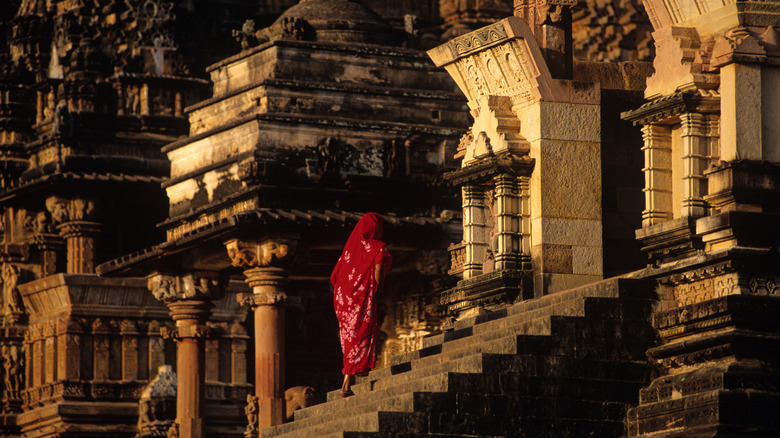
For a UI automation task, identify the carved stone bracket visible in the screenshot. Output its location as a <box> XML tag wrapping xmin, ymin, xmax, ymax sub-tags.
<box><xmin>147</xmin><ymin>272</ymin><xmax>226</xmax><ymax>303</ymax></box>
<box><xmin>225</xmin><ymin>238</ymin><xmax>297</xmax><ymax>269</ymax></box>
<box><xmin>45</xmin><ymin>196</ymin><xmax>97</xmax><ymax>224</ymax></box>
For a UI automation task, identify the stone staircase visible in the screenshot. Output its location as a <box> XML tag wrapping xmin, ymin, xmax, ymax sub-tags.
<box><xmin>263</xmin><ymin>278</ymin><xmax>658</xmax><ymax>438</ymax></box>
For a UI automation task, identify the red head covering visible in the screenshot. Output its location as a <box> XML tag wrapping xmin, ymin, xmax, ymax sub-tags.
<box><xmin>330</xmin><ymin>212</ymin><xmax>386</xmax><ymax>290</ymax></box>
<box><xmin>330</xmin><ymin>212</ymin><xmax>392</xmax><ymax>375</ymax></box>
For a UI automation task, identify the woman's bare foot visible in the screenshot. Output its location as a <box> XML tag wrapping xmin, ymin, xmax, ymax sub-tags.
<box><xmin>339</xmin><ymin>374</ymin><xmax>354</xmax><ymax>397</ymax></box>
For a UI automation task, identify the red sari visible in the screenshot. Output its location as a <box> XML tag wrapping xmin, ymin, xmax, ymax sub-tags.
<box><xmin>331</xmin><ymin>213</ymin><xmax>392</xmax><ymax>376</ymax></box>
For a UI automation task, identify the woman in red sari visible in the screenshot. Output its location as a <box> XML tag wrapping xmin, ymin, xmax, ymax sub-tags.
<box><xmin>330</xmin><ymin>212</ymin><xmax>392</xmax><ymax>396</ymax></box>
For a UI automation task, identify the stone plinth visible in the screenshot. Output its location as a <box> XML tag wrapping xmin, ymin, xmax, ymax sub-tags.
<box><xmin>440</xmin><ymin>270</ymin><xmax>532</xmax><ymax>320</ymax></box>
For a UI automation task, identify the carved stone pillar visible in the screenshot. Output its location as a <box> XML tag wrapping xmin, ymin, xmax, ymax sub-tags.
<box><xmin>46</xmin><ymin>197</ymin><xmax>101</xmax><ymax>274</ymax></box>
<box><xmin>92</xmin><ymin>318</ymin><xmax>111</xmax><ymax>380</ymax></box>
<box><xmin>519</xmin><ymin>176</ymin><xmax>531</xmax><ymax>263</ymax></box>
<box><xmin>641</xmin><ymin>124</ymin><xmax>673</xmax><ymax>227</ymax></box>
<box><xmin>225</xmin><ymin>238</ymin><xmax>297</xmax><ymax>432</ymax></box>
<box><xmin>679</xmin><ymin>112</ymin><xmax>709</xmax><ymax>218</ymax></box>
<box><xmin>56</xmin><ymin>318</ymin><xmax>82</xmax><ymax>381</ymax></box>
<box><xmin>58</xmin><ymin>221</ymin><xmax>101</xmax><ymax>274</ymax></box>
<box><xmin>32</xmin><ymin>236</ymin><xmax>64</xmax><ymax>277</ymax></box>
<box><xmin>43</xmin><ymin>322</ymin><xmax>56</xmax><ymax>384</ymax></box>
<box><xmin>462</xmin><ymin>185</ymin><xmax>487</xmax><ymax>279</ymax></box>
<box><xmin>148</xmin><ymin>272</ymin><xmax>224</xmax><ymax>438</ymax></box>
<box><xmin>120</xmin><ymin>320</ymin><xmax>140</xmax><ymax>381</ymax></box>
<box><xmin>493</xmin><ymin>174</ymin><xmax>522</xmax><ymax>270</ymax></box>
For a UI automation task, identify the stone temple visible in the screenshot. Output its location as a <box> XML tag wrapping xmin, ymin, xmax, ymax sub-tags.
<box><xmin>0</xmin><ymin>0</ymin><xmax>778</xmax><ymax>437</ymax></box>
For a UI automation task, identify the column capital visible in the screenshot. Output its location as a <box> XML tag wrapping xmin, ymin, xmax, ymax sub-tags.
<box><xmin>225</xmin><ymin>238</ymin><xmax>297</xmax><ymax>269</ymax></box>
<box><xmin>237</xmin><ymin>267</ymin><xmax>300</xmax><ymax>308</ymax></box>
<box><xmin>146</xmin><ymin>272</ymin><xmax>226</xmax><ymax>304</ymax></box>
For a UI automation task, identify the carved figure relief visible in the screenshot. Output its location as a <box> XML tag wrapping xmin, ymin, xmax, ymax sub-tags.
<box><xmin>281</xmin><ymin>17</ymin><xmax>305</xmax><ymax>40</ymax></box>
<box><xmin>484</xmin><ymin>53</ymin><xmax>507</xmax><ymax>89</ymax></box>
<box><xmin>167</xmin><ymin>422</ymin><xmax>179</xmax><ymax>438</ymax></box>
<box><xmin>384</xmin><ymin>139</ymin><xmax>407</xmax><ymax>178</ymax></box>
<box><xmin>226</xmin><ymin>239</ymin><xmax>295</xmax><ymax>269</ymax></box>
<box><xmin>2</xmin><ymin>344</ymin><xmax>24</xmax><ymax>400</ymax></box>
<box><xmin>148</xmin><ymin>275</ymin><xmax>176</xmax><ymax>302</ymax></box>
<box><xmin>2</xmin><ymin>263</ymin><xmax>22</xmax><ymax>313</ymax></box>
<box><xmin>45</xmin><ymin>196</ymin><xmax>96</xmax><ymax>224</ymax></box>
<box><xmin>233</xmin><ymin>20</ymin><xmax>260</xmax><ymax>49</ymax></box>
<box><xmin>466</xmin><ymin>60</ymin><xmax>486</xmax><ymax>98</ymax></box>
<box><xmin>317</xmin><ymin>137</ymin><xmax>344</xmax><ymax>173</ymax></box>
<box><xmin>245</xmin><ymin>394</ymin><xmax>259</xmax><ymax>433</ymax></box>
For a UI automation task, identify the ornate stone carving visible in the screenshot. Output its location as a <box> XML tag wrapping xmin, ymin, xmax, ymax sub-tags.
<box><xmin>2</xmin><ymin>263</ymin><xmax>23</xmax><ymax>317</ymax></box>
<box><xmin>453</xmin><ymin>22</ymin><xmax>508</xmax><ymax>56</ymax></box>
<box><xmin>225</xmin><ymin>239</ymin><xmax>296</xmax><ymax>269</ymax></box>
<box><xmin>167</xmin><ymin>422</ymin><xmax>179</xmax><ymax>438</ymax></box>
<box><xmin>711</xmin><ymin>26</ymin><xmax>768</xmax><ymax>67</ymax></box>
<box><xmin>136</xmin><ymin>364</ymin><xmax>177</xmax><ymax>438</ymax></box>
<box><xmin>2</xmin><ymin>344</ymin><xmax>24</xmax><ymax>400</ymax></box>
<box><xmin>147</xmin><ymin>272</ymin><xmax>224</xmax><ymax>303</ymax></box>
<box><xmin>244</xmin><ymin>394</ymin><xmax>259</xmax><ymax>436</ymax></box>
<box><xmin>284</xmin><ymin>386</ymin><xmax>315</xmax><ymax>421</ymax></box>
<box><xmin>45</xmin><ymin>196</ymin><xmax>96</xmax><ymax>223</ymax></box>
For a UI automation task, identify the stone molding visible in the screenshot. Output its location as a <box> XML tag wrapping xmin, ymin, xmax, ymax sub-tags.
<box><xmin>18</xmin><ymin>275</ymin><xmax>167</xmax><ymax>322</ymax></box>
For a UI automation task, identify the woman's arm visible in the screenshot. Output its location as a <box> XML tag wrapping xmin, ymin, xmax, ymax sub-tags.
<box><xmin>374</xmin><ymin>263</ymin><xmax>386</xmax><ymax>290</ymax></box>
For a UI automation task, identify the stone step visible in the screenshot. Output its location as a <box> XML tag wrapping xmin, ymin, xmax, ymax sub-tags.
<box><xmin>268</xmin><ymin>374</ymin><xmax>452</xmax><ymax>437</ymax></box>
<box><xmin>267</xmin><ymin>278</ymin><xmax>656</xmax><ymax>438</ymax></box>
<box><xmin>286</xmin><ymin>370</ymin><xmax>516</xmax><ymax>437</ymax></box>
<box><xmin>368</xmin><ymin>311</ymin><xmax>629</xmax><ymax>394</ymax></box>
<box><xmin>352</xmin><ymin>341</ymin><xmax>521</xmax><ymax>395</ymax></box>
<box><xmin>263</xmin><ymin>411</ymin><xmax>426</xmax><ymax>438</ymax></box>
<box><xmin>326</xmin><ymin>354</ymin><xmax>489</xmax><ymax>403</ymax></box>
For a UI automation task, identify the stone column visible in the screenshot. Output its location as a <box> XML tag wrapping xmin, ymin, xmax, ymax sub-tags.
<box><xmin>148</xmin><ymin>272</ymin><xmax>224</xmax><ymax>438</ymax></box>
<box><xmin>462</xmin><ymin>185</ymin><xmax>487</xmax><ymax>279</ymax></box>
<box><xmin>519</xmin><ymin>176</ymin><xmax>531</xmax><ymax>266</ymax></box>
<box><xmin>640</xmin><ymin>124</ymin><xmax>673</xmax><ymax>227</ymax></box>
<box><xmin>58</xmin><ymin>221</ymin><xmax>101</xmax><ymax>273</ymax></box>
<box><xmin>56</xmin><ymin>318</ymin><xmax>82</xmax><ymax>381</ymax></box>
<box><xmin>45</xmin><ymin>197</ymin><xmax>101</xmax><ymax>274</ymax></box>
<box><xmin>120</xmin><ymin>320</ymin><xmax>140</xmax><ymax>381</ymax></box>
<box><xmin>225</xmin><ymin>238</ymin><xmax>297</xmax><ymax>432</ymax></box>
<box><xmin>679</xmin><ymin>112</ymin><xmax>709</xmax><ymax>218</ymax></box>
<box><xmin>493</xmin><ymin>174</ymin><xmax>522</xmax><ymax>270</ymax></box>
<box><xmin>91</xmin><ymin>319</ymin><xmax>111</xmax><ymax>381</ymax></box>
